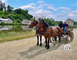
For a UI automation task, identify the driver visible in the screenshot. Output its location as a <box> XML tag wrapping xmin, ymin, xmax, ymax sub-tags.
<box><xmin>63</xmin><ymin>22</ymin><xmax>68</xmax><ymax>33</ymax></box>
<box><xmin>58</xmin><ymin>21</ymin><xmax>63</xmax><ymax>28</ymax></box>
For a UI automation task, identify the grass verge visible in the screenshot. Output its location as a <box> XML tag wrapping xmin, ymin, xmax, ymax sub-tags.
<box><xmin>0</xmin><ymin>30</ymin><xmax>35</xmax><ymax>43</ymax></box>
<box><xmin>73</xmin><ymin>28</ymin><xmax>77</xmax><ymax>29</ymax></box>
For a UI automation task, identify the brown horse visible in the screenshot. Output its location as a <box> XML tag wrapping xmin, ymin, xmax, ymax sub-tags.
<box><xmin>29</xmin><ymin>19</ymin><xmax>43</xmax><ymax>46</ymax></box>
<box><xmin>36</xmin><ymin>20</ymin><xmax>62</xmax><ymax>49</ymax></box>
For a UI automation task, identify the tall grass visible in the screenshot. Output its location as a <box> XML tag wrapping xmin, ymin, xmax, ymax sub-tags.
<box><xmin>0</xmin><ymin>30</ymin><xmax>35</xmax><ymax>43</ymax></box>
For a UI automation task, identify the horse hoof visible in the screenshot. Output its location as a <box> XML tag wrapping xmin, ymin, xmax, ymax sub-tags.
<box><xmin>40</xmin><ymin>44</ymin><xmax>42</xmax><ymax>46</ymax></box>
<box><xmin>45</xmin><ymin>45</ymin><xmax>47</xmax><ymax>48</ymax></box>
<box><xmin>47</xmin><ymin>46</ymin><xmax>50</xmax><ymax>49</ymax></box>
<box><xmin>47</xmin><ymin>48</ymin><xmax>49</xmax><ymax>49</ymax></box>
<box><xmin>37</xmin><ymin>43</ymin><xmax>39</xmax><ymax>45</ymax></box>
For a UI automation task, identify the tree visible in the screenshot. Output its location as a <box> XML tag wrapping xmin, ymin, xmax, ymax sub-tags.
<box><xmin>0</xmin><ymin>2</ymin><xmax>33</xmax><ymax>24</ymax></box>
<box><xmin>0</xmin><ymin>1</ymin><xmax>6</xmax><ymax>11</ymax></box>
<box><xmin>14</xmin><ymin>9</ymin><xmax>28</xmax><ymax>14</ymax></box>
<box><xmin>7</xmin><ymin>5</ymin><xmax>14</xmax><ymax>13</ymax></box>
<box><xmin>44</xmin><ymin>18</ymin><xmax>59</xmax><ymax>26</ymax></box>
<box><xmin>14</xmin><ymin>8</ymin><xmax>33</xmax><ymax>20</ymax></box>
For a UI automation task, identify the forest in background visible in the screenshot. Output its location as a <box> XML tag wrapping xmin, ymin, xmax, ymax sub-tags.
<box><xmin>0</xmin><ymin>1</ymin><xmax>77</xmax><ymax>26</ymax></box>
<box><xmin>0</xmin><ymin>4</ymin><xmax>60</xmax><ymax>26</ymax></box>
<box><xmin>0</xmin><ymin>5</ymin><xmax>33</xmax><ymax>23</ymax></box>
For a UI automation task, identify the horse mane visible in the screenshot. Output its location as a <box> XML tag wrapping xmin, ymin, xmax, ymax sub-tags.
<box><xmin>43</xmin><ymin>20</ymin><xmax>49</xmax><ymax>27</ymax></box>
<box><xmin>35</xmin><ymin>20</ymin><xmax>38</xmax><ymax>24</ymax></box>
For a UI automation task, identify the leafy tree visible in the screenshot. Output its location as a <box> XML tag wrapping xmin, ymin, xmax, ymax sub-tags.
<box><xmin>14</xmin><ymin>9</ymin><xmax>28</xmax><ymax>14</ymax></box>
<box><xmin>44</xmin><ymin>18</ymin><xmax>59</xmax><ymax>26</ymax></box>
<box><xmin>0</xmin><ymin>2</ymin><xmax>33</xmax><ymax>24</ymax></box>
<box><xmin>7</xmin><ymin>5</ymin><xmax>14</xmax><ymax>13</ymax></box>
<box><xmin>74</xmin><ymin>21</ymin><xmax>77</xmax><ymax>25</ymax></box>
<box><xmin>14</xmin><ymin>8</ymin><xmax>33</xmax><ymax>20</ymax></box>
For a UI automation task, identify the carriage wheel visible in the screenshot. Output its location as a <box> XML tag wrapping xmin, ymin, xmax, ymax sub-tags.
<box><xmin>70</xmin><ymin>32</ymin><xmax>74</xmax><ymax>42</ymax></box>
<box><xmin>65</xmin><ymin>35</ymin><xmax>69</xmax><ymax>43</ymax></box>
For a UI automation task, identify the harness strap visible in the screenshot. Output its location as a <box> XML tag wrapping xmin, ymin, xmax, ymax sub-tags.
<box><xmin>51</xmin><ymin>27</ymin><xmax>53</xmax><ymax>35</ymax></box>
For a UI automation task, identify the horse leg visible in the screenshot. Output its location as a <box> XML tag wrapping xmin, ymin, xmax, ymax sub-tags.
<box><xmin>59</xmin><ymin>37</ymin><xmax>61</xmax><ymax>43</ymax></box>
<box><xmin>58</xmin><ymin>34</ymin><xmax>61</xmax><ymax>43</ymax></box>
<box><xmin>45</xmin><ymin>40</ymin><xmax>46</xmax><ymax>43</ymax></box>
<box><xmin>55</xmin><ymin>36</ymin><xmax>57</xmax><ymax>42</ymax></box>
<box><xmin>37</xmin><ymin>35</ymin><xmax>39</xmax><ymax>45</ymax></box>
<box><xmin>40</xmin><ymin>36</ymin><xmax>42</xmax><ymax>46</ymax></box>
<box><xmin>50</xmin><ymin>38</ymin><xmax>52</xmax><ymax>43</ymax></box>
<box><xmin>54</xmin><ymin>36</ymin><xmax>57</xmax><ymax>46</ymax></box>
<box><xmin>47</xmin><ymin>38</ymin><xmax>50</xmax><ymax>49</ymax></box>
<box><xmin>45</xmin><ymin>38</ymin><xmax>47</xmax><ymax>48</ymax></box>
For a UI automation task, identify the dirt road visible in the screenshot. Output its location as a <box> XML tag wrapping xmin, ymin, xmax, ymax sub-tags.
<box><xmin>0</xmin><ymin>30</ymin><xmax>77</xmax><ymax>60</ymax></box>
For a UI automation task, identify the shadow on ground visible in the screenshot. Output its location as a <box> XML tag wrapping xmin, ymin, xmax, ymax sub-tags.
<box><xmin>19</xmin><ymin>37</ymin><xmax>72</xmax><ymax>59</ymax></box>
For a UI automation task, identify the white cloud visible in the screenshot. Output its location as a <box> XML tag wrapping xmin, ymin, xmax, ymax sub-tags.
<box><xmin>37</xmin><ymin>1</ymin><xmax>44</xmax><ymax>4</ymax></box>
<box><xmin>35</xmin><ymin>9</ymin><xmax>43</xmax><ymax>14</ymax></box>
<box><xmin>18</xmin><ymin>1</ymin><xmax>77</xmax><ymax>21</ymax></box>
<box><xmin>46</xmin><ymin>14</ymin><xmax>56</xmax><ymax>19</ymax></box>
<box><xmin>47</xmin><ymin>6</ymin><xmax>58</xmax><ymax>11</ymax></box>
<box><xmin>72</xmin><ymin>4</ymin><xmax>77</xmax><ymax>6</ymax></box>
<box><xmin>19</xmin><ymin>3</ymin><xmax>36</xmax><ymax>11</ymax></box>
<box><xmin>37</xmin><ymin>5</ymin><xmax>43</xmax><ymax>9</ymax></box>
<box><xmin>61</xmin><ymin>10</ymin><xmax>68</xmax><ymax>13</ymax></box>
<box><xmin>72</xmin><ymin>10</ymin><xmax>77</xmax><ymax>13</ymax></box>
<box><xmin>57</xmin><ymin>7</ymin><xmax>71</xmax><ymax>10</ymax></box>
<box><xmin>1</xmin><ymin>0</ymin><xmax>8</xmax><ymax>6</ymax></box>
<box><xmin>19</xmin><ymin>2</ymin><xmax>52</xmax><ymax>19</ymax></box>
<box><xmin>37</xmin><ymin>3</ymin><xmax>52</xmax><ymax>9</ymax></box>
<box><xmin>35</xmin><ymin>9</ymin><xmax>52</xmax><ymax>18</ymax></box>
<box><xmin>54</xmin><ymin>10</ymin><xmax>77</xmax><ymax>21</ymax></box>
<box><xmin>1</xmin><ymin>0</ymin><xmax>7</xmax><ymax>3</ymax></box>
<box><xmin>68</xmin><ymin>13</ymin><xmax>74</xmax><ymax>17</ymax></box>
<box><xmin>35</xmin><ymin>9</ymin><xmax>52</xmax><ymax>14</ymax></box>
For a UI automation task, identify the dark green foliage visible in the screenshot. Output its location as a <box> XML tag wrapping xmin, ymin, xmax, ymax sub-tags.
<box><xmin>7</xmin><ymin>5</ymin><xmax>14</xmax><ymax>13</ymax></box>
<box><xmin>0</xmin><ymin>22</ymin><xmax>5</xmax><ymax>25</ymax></box>
<box><xmin>74</xmin><ymin>21</ymin><xmax>77</xmax><ymax>25</ymax></box>
<box><xmin>14</xmin><ymin>9</ymin><xmax>33</xmax><ymax>20</ymax></box>
<box><xmin>14</xmin><ymin>9</ymin><xmax>28</xmax><ymax>14</ymax></box>
<box><xmin>0</xmin><ymin>5</ymin><xmax>33</xmax><ymax>23</ymax></box>
<box><xmin>44</xmin><ymin>18</ymin><xmax>59</xmax><ymax>26</ymax></box>
<box><xmin>74</xmin><ymin>21</ymin><xmax>77</xmax><ymax>27</ymax></box>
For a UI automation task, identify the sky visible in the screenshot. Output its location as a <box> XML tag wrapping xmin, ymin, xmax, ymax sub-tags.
<box><xmin>1</xmin><ymin>0</ymin><xmax>77</xmax><ymax>21</ymax></box>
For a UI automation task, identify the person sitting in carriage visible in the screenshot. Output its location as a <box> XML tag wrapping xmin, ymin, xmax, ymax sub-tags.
<box><xmin>63</xmin><ymin>22</ymin><xmax>68</xmax><ymax>33</ymax></box>
<box><xmin>58</xmin><ymin>21</ymin><xmax>63</xmax><ymax>28</ymax></box>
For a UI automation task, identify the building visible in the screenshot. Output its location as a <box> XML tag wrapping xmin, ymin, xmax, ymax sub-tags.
<box><xmin>22</xmin><ymin>26</ymin><xmax>30</xmax><ymax>30</ymax></box>
<box><xmin>21</xmin><ymin>19</ymin><xmax>31</xmax><ymax>25</ymax></box>
<box><xmin>0</xmin><ymin>1</ymin><xmax>5</xmax><ymax>11</ymax></box>
<box><xmin>0</xmin><ymin>18</ymin><xmax>13</xmax><ymax>23</ymax></box>
<box><xmin>0</xmin><ymin>26</ymin><xmax>13</xmax><ymax>31</ymax></box>
<box><xmin>66</xmin><ymin>18</ymin><xmax>74</xmax><ymax>26</ymax></box>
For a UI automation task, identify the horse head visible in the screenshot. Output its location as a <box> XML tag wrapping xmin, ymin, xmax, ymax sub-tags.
<box><xmin>29</xmin><ymin>19</ymin><xmax>38</xmax><ymax>28</ymax></box>
<box><xmin>36</xmin><ymin>19</ymin><xmax>48</xmax><ymax>30</ymax></box>
<box><xmin>36</xmin><ymin>19</ymin><xmax>45</xmax><ymax>29</ymax></box>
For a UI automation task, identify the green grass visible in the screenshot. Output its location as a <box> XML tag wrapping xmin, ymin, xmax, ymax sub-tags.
<box><xmin>0</xmin><ymin>23</ymin><xmax>24</xmax><ymax>25</ymax></box>
<box><xmin>73</xmin><ymin>28</ymin><xmax>77</xmax><ymax>29</ymax></box>
<box><xmin>0</xmin><ymin>30</ymin><xmax>35</xmax><ymax>43</ymax></box>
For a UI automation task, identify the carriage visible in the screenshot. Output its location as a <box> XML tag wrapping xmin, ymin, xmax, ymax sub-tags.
<box><xmin>29</xmin><ymin>19</ymin><xmax>74</xmax><ymax>49</ymax></box>
<box><xmin>61</xmin><ymin>27</ymin><xmax>74</xmax><ymax>43</ymax></box>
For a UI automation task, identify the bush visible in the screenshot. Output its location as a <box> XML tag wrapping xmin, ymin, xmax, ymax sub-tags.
<box><xmin>1</xmin><ymin>22</ymin><xmax>5</xmax><ymax>25</ymax></box>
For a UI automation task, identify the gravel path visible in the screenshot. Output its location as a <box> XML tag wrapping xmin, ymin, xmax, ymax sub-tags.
<box><xmin>0</xmin><ymin>30</ymin><xmax>77</xmax><ymax>60</ymax></box>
